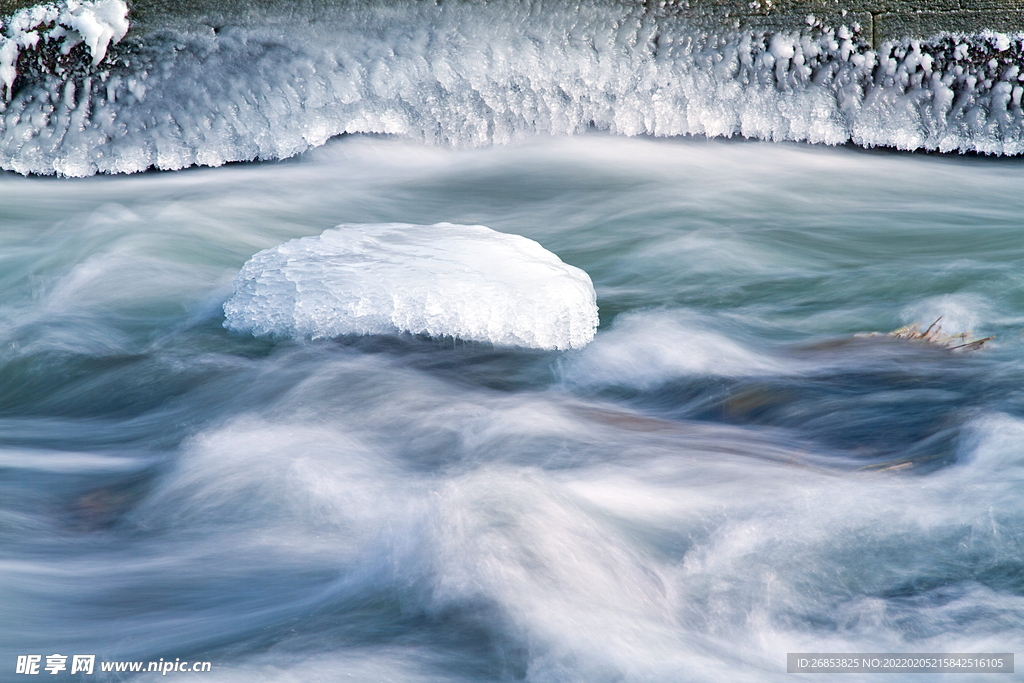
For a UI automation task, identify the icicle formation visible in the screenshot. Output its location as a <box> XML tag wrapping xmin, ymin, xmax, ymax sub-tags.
<box><xmin>0</xmin><ymin>0</ymin><xmax>128</xmax><ymax>99</ymax></box>
<box><xmin>3</xmin><ymin>0</ymin><xmax>1024</xmax><ymax>175</ymax></box>
<box><xmin>690</xmin><ymin>26</ymin><xmax>1024</xmax><ymax>152</ymax></box>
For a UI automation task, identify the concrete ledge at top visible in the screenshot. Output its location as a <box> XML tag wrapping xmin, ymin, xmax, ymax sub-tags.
<box><xmin>686</xmin><ymin>0</ymin><xmax>1024</xmax><ymax>44</ymax></box>
<box><xmin>0</xmin><ymin>0</ymin><xmax>363</xmax><ymax>32</ymax></box>
<box><xmin>875</xmin><ymin>9</ymin><xmax>1024</xmax><ymax>44</ymax></box>
<box><xmin>0</xmin><ymin>0</ymin><xmax>1022</xmax><ymax>47</ymax></box>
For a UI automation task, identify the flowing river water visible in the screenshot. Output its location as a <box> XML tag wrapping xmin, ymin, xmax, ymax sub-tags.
<box><xmin>2</xmin><ymin>1</ymin><xmax>1024</xmax><ymax>681</ymax></box>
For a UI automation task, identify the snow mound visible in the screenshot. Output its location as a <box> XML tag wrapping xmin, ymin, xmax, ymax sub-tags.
<box><xmin>223</xmin><ymin>223</ymin><xmax>599</xmax><ymax>350</ymax></box>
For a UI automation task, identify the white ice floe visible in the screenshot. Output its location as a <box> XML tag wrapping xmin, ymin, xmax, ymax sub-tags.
<box><xmin>223</xmin><ymin>223</ymin><xmax>599</xmax><ymax>350</ymax></box>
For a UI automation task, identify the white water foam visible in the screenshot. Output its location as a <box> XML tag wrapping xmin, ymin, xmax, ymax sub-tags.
<box><xmin>900</xmin><ymin>293</ymin><xmax>994</xmax><ymax>336</ymax></box>
<box><xmin>562</xmin><ymin>310</ymin><xmax>789</xmax><ymax>388</ymax></box>
<box><xmin>2</xmin><ymin>0</ymin><xmax>1024</xmax><ymax>175</ymax></box>
<box><xmin>223</xmin><ymin>222</ymin><xmax>599</xmax><ymax>350</ymax></box>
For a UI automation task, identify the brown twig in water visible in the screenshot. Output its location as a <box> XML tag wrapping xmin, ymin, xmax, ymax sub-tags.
<box><xmin>885</xmin><ymin>317</ymin><xmax>992</xmax><ymax>351</ymax></box>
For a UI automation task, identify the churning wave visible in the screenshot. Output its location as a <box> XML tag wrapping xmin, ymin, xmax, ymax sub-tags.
<box><xmin>3</xmin><ymin>0</ymin><xmax>1024</xmax><ymax>176</ymax></box>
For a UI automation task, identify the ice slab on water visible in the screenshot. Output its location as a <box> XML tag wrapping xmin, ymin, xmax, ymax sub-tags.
<box><xmin>223</xmin><ymin>223</ymin><xmax>599</xmax><ymax>350</ymax></box>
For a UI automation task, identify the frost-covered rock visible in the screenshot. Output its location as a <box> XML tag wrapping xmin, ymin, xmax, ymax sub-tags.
<box><xmin>223</xmin><ymin>223</ymin><xmax>599</xmax><ymax>350</ymax></box>
<box><xmin>0</xmin><ymin>0</ymin><xmax>128</xmax><ymax>98</ymax></box>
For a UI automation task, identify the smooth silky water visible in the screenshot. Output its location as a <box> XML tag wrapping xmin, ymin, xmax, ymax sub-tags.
<box><xmin>3</xmin><ymin>0</ymin><xmax>1024</xmax><ymax>680</ymax></box>
<box><xmin>3</xmin><ymin>135</ymin><xmax>1024</xmax><ymax>681</ymax></box>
